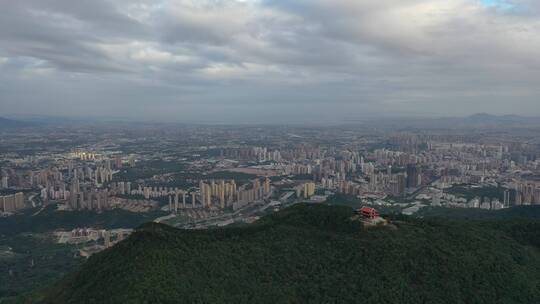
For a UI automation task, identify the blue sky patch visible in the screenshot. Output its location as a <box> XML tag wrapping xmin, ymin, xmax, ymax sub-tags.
<box><xmin>480</xmin><ymin>0</ymin><xmax>515</xmax><ymax>10</ymax></box>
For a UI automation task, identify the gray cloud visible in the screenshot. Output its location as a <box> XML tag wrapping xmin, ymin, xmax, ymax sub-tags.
<box><xmin>1</xmin><ymin>0</ymin><xmax>540</xmax><ymax>122</ymax></box>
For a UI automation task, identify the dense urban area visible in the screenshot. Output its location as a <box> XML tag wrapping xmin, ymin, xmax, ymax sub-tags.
<box><xmin>2</xmin><ymin>114</ymin><xmax>540</xmax><ymax>301</ymax></box>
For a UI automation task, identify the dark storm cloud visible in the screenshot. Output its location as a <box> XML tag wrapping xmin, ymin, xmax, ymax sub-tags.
<box><xmin>1</xmin><ymin>0</ymin><xmax>540</xmax><ymax>122</ymax></box>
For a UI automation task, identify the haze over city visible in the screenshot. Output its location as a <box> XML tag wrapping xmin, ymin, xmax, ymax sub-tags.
<box><xmin>2</xmin><ymin>0</ymin><xmax>540</xmax><ymax>122</ymax></box>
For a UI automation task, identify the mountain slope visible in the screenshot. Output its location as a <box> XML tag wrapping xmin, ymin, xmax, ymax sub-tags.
<box><xmin>37</xmin><ymin>204</ymin><xmax>540</xmax><ymax>303</ymax></box>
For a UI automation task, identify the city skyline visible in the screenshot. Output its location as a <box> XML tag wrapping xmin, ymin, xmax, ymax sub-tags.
<box><xmin>2</xmin><ymin>0</ymin><xmax>540</xmax><ymax>122</ymax></box>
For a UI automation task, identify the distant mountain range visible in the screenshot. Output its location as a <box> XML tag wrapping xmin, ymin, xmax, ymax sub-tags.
<box><xmin>0</xmin><ymin>117</ymin><xmax>35</xmax><ymax>129</ymax></box>
<box><xmin>449</xmin><ymin>113</ymin><xmax>540</xmax><ymax>128</ymax></box>
<box><xmin>465</xmin><ymin>113</ymin><xmax>537</xmax><ymax>122</ymax></box>
<box><xmin>353</xmin><ymin>113</ymin><xmax>540</xmax><ymax>130</ymax></box>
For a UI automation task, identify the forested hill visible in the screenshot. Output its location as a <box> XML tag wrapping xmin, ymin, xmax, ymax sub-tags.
<box><xmin>36</xmin><ymin>204</ymin><xmax>540</xmax><ymax>304</ymax></box>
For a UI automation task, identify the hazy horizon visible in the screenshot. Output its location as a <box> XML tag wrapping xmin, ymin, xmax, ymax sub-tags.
<box><xmin>3</xmin><ymin>111</ymin><xmax>539</xmax><ymax>126</ymax></box>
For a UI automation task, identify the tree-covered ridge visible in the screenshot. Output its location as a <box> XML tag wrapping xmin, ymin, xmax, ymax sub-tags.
<box><xmin>36</xmin><ymin>204</ymin><xmax>540</xmax><ymax>304</ymax></box>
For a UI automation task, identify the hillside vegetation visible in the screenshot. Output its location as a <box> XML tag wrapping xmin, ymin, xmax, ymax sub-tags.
<box><xmin>35</xmin><ymin>204</ymin><xmax>540</xmax><ymax>304</ymax></box>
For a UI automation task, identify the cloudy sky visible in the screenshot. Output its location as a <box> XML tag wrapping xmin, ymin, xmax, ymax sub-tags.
<box><xmin>1</xmin><ymin>0</ymin><xmax>539</xmax><ymax>123</ymax></box>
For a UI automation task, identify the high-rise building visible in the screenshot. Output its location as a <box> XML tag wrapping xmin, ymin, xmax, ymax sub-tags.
<box><xmin>1</xmin><ymin>176</ymin><xmax>8</xmax><ymax>189</ymax></box>
<box><xmin>115</xmin><ymin>156</ymin><xmax>122</xmax><ymax>169</ymax></box>
<box><xmin>303</xmin><ymin>182</ymin><xmax>315</xmax><ymax>199</ymax></box>
<box><xmin>264</xmin><ymin>177</ymin><xmax>271</xmax><ymax>194</ymax></box>
<box><xmin>182</xmin><ymin>191</ymin><xmax>186</xmax><ymax>208</ymax></box>
<box><xmin>205</xmin><ymin>184</ymin><xmax>212</xmax><ymax>207</ymax></box>
<box><xmin>503</xmin><ymin>189</ymin><xmax>510</xmax><ymax>207</ymax></box>
<box><xmin>391</xmin><ymin>174</ymin><xmax>406</xmax><ymax>197</ymax></box>
<box><xmin>104</xmin><ymin>231</ymin><xmax>111</xmax><ymax>248</ymax></box>
<box><xmin>0</xmin><ymin>195</ymin><xmax>18</xmax><ymax>212</ymax></box>
<box><xmin>219</xmin><ymin>180</ymin><xmax>225</xmax><ymax>209</ymax></box>
<box><xmin>406</xmin><ymin>164</ymin><xmax>418</xmax><ymax>188</ymax></box>
<box><xmin>199</xmin><ymin>181</ymin><xmax>206</xmax><ymax>206</ymax></box>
